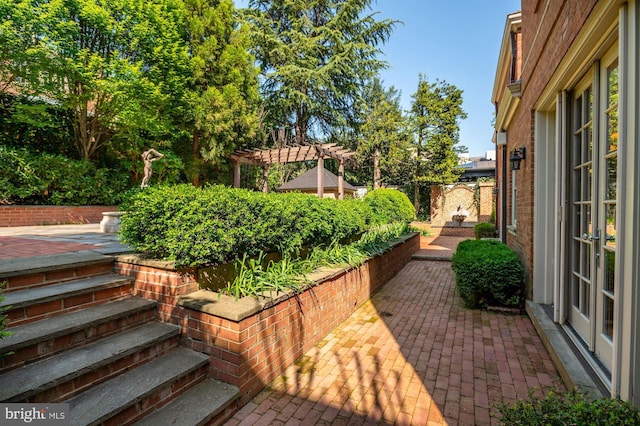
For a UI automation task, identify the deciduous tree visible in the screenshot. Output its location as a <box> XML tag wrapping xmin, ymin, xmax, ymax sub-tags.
<box><xmin>0</xmin><ymin>0</ymin><xmax>189</xmax><ymax>160</ymax></box>
<box><xmin>409</xmin><ymin>75</ymin><xmax>466</xmax><ymax>216</ymax></box>
<box><xmin>351</xmin><ymin>78</ymin><xmax>411</xmax><ymax>189</ymax></box>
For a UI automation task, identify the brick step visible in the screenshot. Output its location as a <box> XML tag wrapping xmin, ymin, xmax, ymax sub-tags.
<box><xmin>0</xmin><ymin>322</ymin><xmax>180</xmax><ymax>403</ymax></box>
<box><xmin>67</xmin><ymin>348</ymin><xmax>209</xmax><ymax>426</ymax></box>
<box><xmin>133</xmin><ymin>379</ymin><xmax>240</xmax><ymax>426</ymax></box>
<box><xmin>3</xmin><ymin>273</ymin><xmax>134</xmax><ymax>326</ymax></box>
<box><xmin>0</xmin><ymin>297</ymin><xmax>157</xmax><ymax>372</ymax></box>
<box><xmin>0</xmin><ymin>252</ymin><xmax>114</xmax><ymax>293</ymax></box>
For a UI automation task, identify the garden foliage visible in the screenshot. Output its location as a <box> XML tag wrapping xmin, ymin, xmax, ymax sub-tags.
<box><xmin>451</xmin><ymin>239</ymin><xmax>522</xmax><ymax>308</ymax></box>
<box><xmin>0</xmin><ymin>147</ymin><xmax>129</xmax><ymax>205</ymax></box>
<box><xmin>119</xmin><ymin>184</ymin><xmax>372</xmax><ymax>267</ymax></box>
<box><xmin>474</xmin><ymin>222</ymin><xmax>496</xmax><ymax>239</ymax></box>
<box><xmin>363</xmin><ymin>188</ymin><xmax>415</xmax><ymax>225</ymax></box>
<box><xmin>497</xmin><ymin>389</ymin><xmax>640</xmax><ymax>426</ymax></box>
<box><xmin>223</xmin><ymin>222</ymin><xmax>410</xmax><ymax>299</ymax></box>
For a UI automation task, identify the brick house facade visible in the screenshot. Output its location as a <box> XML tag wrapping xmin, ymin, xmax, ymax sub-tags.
<box><xmin>493</xmin><ymin>0</ymin><xmax>640</xmax><ymax>403</ymax></box>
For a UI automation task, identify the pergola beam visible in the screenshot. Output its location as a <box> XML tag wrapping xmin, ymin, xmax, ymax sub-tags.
<box><xmin>230</xmin><ymin>143</ymin><xmax>355</xmax><ymax>194</ymax></box>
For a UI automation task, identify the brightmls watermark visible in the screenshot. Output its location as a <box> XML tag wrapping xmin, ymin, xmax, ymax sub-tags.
<box><xmin>1</xmin><ymin>404</ymin><xmax>69</xmax><ymax>425</ymax></box>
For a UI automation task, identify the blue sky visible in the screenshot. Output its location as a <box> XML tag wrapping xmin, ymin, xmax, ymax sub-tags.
<box><xmin>374</xmin><ymin>1</ymin><xmax>521</xmax><ymax>157</ymax></box>
<box><xmin>234</xmin><ymin>1</ymin><xmax>521</xmax><ymax>157</ymax></box>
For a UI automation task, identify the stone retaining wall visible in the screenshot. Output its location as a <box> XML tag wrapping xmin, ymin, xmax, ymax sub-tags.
<box><xmin>114</xmin><ymin>233</ymin><xmax>419</xmax><ymax>404</ymax></box>
<box><xmin>0</xmin><ymin>206</ymin><xmax>119</xmax><ymax>227</ymax></box>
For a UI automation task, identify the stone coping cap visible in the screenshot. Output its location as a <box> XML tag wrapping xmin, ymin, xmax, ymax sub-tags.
<box><xmin>115</xmin><ymin>254</ymin><xmax>180</xmax><ymax>271</ymax></box>
<box><xmin>177</xmin><ymin>265</ymin><xmax>346</xmax><ymax>322</ymax></box>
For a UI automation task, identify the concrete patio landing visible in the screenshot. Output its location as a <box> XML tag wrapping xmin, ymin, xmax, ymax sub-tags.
<box><xmin>0</xmin><ymin>224</ymin><xmax>130</xmax><ymax>260</ymax></box>
<box><xmin>226</xmin><ymin>259</ymin><xmax>565</xmax><ymax>426</ymax></box>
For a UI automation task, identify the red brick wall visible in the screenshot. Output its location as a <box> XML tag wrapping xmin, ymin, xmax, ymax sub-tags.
<box><xmin>114</xmin><ymin>260</ymin><xmax>199</xmax><ymax>329</ymax></box>
<box><xmin>503</xmin><ymin>0</ymin><xmax>596</xmax><ymax>296</ymax></box>
<box><xmin>478</xmin><ymin>182</ymin><xmax>494</xmax><ymax>223</ymax></box>
<box><xmin>193</xmin><ymin>235</ymin><xmax>418</xmax><ymax>403</ymax></box>
<box><xmin>117</xmin><ymin>234</ymin><xmax>419</xmax><ymax>404</ymax></box>
<box><xmin>0</xmin><ymin>206</ymin><xmax>119</xmax><ymax>227</ymax></box>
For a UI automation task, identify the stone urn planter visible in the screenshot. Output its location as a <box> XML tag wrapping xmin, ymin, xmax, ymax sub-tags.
<box><xmin>100</xmin><ymin>211</ymin><xmax>126</xmax><ymax>233</ymax></box>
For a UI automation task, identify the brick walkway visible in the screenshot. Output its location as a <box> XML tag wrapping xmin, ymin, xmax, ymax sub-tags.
<box><xmin>414</xmin><ymin>236</ymin><xmax>469</xmax><ymax>260</ymax></box>
<box><xmin>226</xmin><ymin>260</ymin><xmax>565</xmax><ymax>426</ymax></box>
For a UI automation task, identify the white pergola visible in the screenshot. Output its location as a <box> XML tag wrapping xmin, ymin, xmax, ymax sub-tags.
<box><xmin>229</xmin><ymin>143</ymin><xmax>355</xmax><ymax>199</ymax></box>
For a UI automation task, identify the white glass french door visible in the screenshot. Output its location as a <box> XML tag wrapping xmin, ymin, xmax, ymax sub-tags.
<box><xmin>568</xmin><ymin>49</ymin><xmax>618</xmax><ymax>372</ymax></box>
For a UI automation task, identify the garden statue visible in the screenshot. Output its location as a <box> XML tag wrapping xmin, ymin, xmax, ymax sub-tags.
<box><xmin>140</xmin><ymin>148</ymin><xmax>164</xmax><ymax>188</ymax></box>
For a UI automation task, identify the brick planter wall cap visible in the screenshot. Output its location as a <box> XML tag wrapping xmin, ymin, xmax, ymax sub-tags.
<box><xmin>178</xmin><ymin>266</ymin><xmax>351</xmax><ymax>321</ymax></box>
<box><xmin>115</xmin><ymin>254</ymin><xmax>180</xmax><ymax>271</ymax></box>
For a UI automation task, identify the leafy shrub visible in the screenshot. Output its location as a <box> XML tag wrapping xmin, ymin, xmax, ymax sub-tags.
<box><xmin>496</xmin><ymin>389</ymin><xmax>640</xmax><ymax>425</ymax></box>
<box><xmin>0</xmin><ymin>147</ymin><xmax>130</xmax><ymax>205</ymax></box>
<box><xmin>451</xmin><ymin>239</ymin><xmax>522</xmax><ymax>308</ymax></box>
<box><xmin>364</xmin><ymin>188</ymin><xmax>415</xmax><ymax>225</ymax></box>
<box><xmin>474</xmin><ymin>222</ymin><xmax>496</xmax><ymax>239</ymax></box>
<box><xmin>119</xmin><ymin>184</ymin><xmax>372</xmax><ymax>267</ymax></box>
<box><xmin>0</xmin><ymin>147</ymin><xmax>42</xmax><ymax>203</ymax></box>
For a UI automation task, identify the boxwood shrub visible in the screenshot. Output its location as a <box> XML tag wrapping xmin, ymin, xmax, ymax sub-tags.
<box><xmin>364</xmin><ymin>188</ymin><xmax>415</xmax><ymax>225</ymax></box>
<box><xmin>474</xmin><ymin>222</ymin><xmax>496</xmax><ymax>239</ymax></box>
<box><xmin>119</xmin><ymin>184</ymin><xmax>372</xmax><ymax>267</ymax></box>
<box><xmin>497</xmin><ymin>389</ymin><xmax>640</xmax><ymax>425</ymax></box>
<box><xmin>451</xmin><ymin>239</ymin><xmax>522</xmax><ymax>308</ymax></box>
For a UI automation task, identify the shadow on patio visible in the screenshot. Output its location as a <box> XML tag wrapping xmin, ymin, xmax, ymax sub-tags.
<box><xmin>225</xmin><ymin>249</ymin><xmax>565</xmax><ymax>425</ymax></box>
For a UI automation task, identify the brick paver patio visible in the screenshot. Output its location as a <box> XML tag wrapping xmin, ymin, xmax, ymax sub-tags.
<box><xmin>226</xmin><ymin>260</ymin><xmax>565</xmax><ymax>426</ymax></box>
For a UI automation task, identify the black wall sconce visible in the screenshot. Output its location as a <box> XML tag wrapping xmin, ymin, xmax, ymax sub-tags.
<box><xmin>510</xmin><ymin>147</ymin><xmax>526</xmax><ymax>171</ymax></box>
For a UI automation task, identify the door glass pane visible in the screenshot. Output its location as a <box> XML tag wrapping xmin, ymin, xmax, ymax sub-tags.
<box><xmin>607</xmin><ymin>65</ymin><xmax>619</xmax><ymax>153</ymax></box>
<box><xmin>606</xmin><ymin>204</ymin><xmax>616</xmax><ymax>248</ymax></box>
<box><xmin>584</xmin><ymin>205</ymin><xmax>592</xmax><ymax>239</ymax></box>
<box><xmin>582</xmin><ymin>242</ymin><xmax>591</xmax><ymax>279</ymax></box>
<box><xmin>603</xmin><ymin>296</ymin><xmax>614</xmax><ymax>340</ymax></box>
<box><xmin>604</xmin><ymin>250</ymin><xmax>615</xmax><ymax>293</ymax></box>
<box><xmin>582</xmin><ymin>280</ymin><xmax>590</xmax><ymax>317</ymax></box>
<box><xmin>573</xmin><ymin>140</ymin><xmax>582</xmax><ymax>168</ymax></box>
<box><xmin>581</xmin><ymin>167</ymin><xmax>592</xmax><ymax>201</ymax></box>
<box><xmin>606</xmin><ymin>157</ymin><xmax>617</xmax><ymax>200</ymax></box>
<box><xmin>587</xmin><ymin>166</ymin><xmax>593</xmax><ymax>201</ymax></box>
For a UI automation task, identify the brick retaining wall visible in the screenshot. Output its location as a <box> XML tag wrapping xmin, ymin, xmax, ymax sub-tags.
<box><xmin>0</xmin><ymin>206</ymin><xmax>119</xmax><ymax>227</ymax></box>
<box><xmin>114</xmin><ymin>233</ymin><xmax>420</xmax><ymax>404</ymax></box>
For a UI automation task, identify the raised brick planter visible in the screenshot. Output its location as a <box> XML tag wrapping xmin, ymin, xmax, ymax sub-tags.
<box><xmin>0</xmin><ymin>206</ymin><xmax>119</xmax><ymax>227</ymax></box>
<box><xmin>114</xmin><ymin>233</ymin><xmax>419</xmax><ymax>404</ymax></box>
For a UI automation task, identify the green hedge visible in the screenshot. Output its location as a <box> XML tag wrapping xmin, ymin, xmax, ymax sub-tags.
<box><xmin>474</xmin><ymin>222</ymin><xmax>496</xmax><ymax>239</ymax></box>
<box><xmin>451</xmin><ymin>239</ymin><xmax>522</xmax><ymax>308</ymax></box>
<box><xmin>364</xmin><ymin>188</ymin><xmax>415</xmax><ymax>225</ymax></box>
<box><xmin>497</xmin><ymin>389</ymin><xmax>640</xmax><ymax>425</ymax></box>
<box><xmin>0</xmin><ymin>147</ymin><xmax>129</xmax><ymax>205</ymax></box>
<box><xmin>119</xmin><ymin>184</ymin><xmax>372</xmax><ymax>267</ymax></box>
